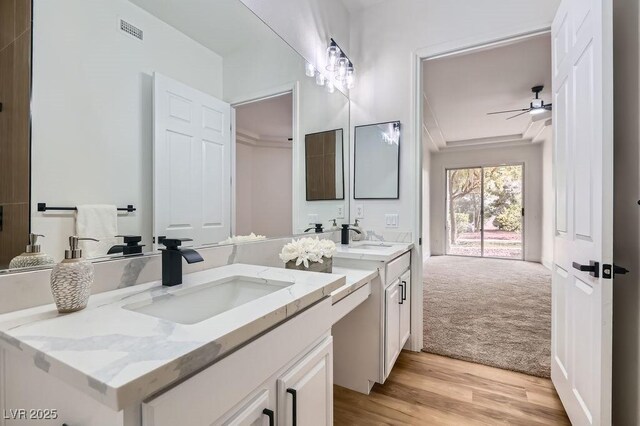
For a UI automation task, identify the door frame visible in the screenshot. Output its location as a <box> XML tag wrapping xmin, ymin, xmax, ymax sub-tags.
<box><xmin>444</xmin><ymin>162</ymin><xmax>525</xmax><ymax>261</ymax></box>
<box><xmin>227</xmin><ymin>82</ymin><xmax>299</xmax><ymax>237</ymax></box>
<box><xmin>411</xmin><ymin>24</ymin><xmax>553</xmax><ymax>352</ymax></box>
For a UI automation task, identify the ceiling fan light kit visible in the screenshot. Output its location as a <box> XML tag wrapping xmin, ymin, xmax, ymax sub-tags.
<box><xmin>487</xmin><ymin>85</ymin><xmax>553</xmax><ymax>120</ymax></box>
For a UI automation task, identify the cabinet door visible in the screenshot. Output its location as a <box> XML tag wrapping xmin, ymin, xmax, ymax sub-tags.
<box><xmin>400</xmin><ymin>270</ymin><xmax>411</xmax><ymax>347</ymax></box>
<box><xmin>384</xmin><ymin>280</ymin><xmax>401</xmax><ymax>378</ymax></box>
<box><xmin>215</xmin><ymin>389</ymin><xmax>274</xmax><ymax>426</ymax></box>
<box><xmin>277</xmin><ymin>337</ymin><xmax>333</xmax><ymax>426</ymax></box>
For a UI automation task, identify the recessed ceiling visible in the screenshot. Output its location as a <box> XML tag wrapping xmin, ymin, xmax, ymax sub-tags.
<box><xmin>235</xmin><ymin>93</ymin><xmax>293</xmax><ymax>145</ymax></box>
<box><xmin>340</xmin><ymin>0</ymin><xmax>388</xmax><ymax>13</ymax></box>
<box><xmin>423</xmin><ymin>33</ymin><xmax>552</xmax><ymax>151</ymax></box>
<box><xmin>129</xmin><ymin>0</ymin><xmax>274</xmax><ymax>57</ymax></box>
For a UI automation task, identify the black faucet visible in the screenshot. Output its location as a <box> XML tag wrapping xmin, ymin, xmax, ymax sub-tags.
<box><xmin>107</xmin><ymin>235</ymin><xmax>145</xmax><ymax>256</ymax></box>
<box><xmin>304</xmin><ymin>223</ymin><xmax>324</xmax><ymax>233</ymax></box>
<box><xmin>341</xmin><ymin>224</ymin><xmax>361</xmax><ymax>245</ymax></box>
<box><xmin>160</xmin><ymin>238</ymin><xmax>204</xmax><ymax>286</ymax></box>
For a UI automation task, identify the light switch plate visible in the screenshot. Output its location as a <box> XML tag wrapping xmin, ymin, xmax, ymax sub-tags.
<box><xmin>337</xmin><ymin>206</ymin><xmax>344</xmax><ymax>219</ymax></box>
<box><xmin>385</xmin><ymin>214</ymin><xmax>399</xmax><ymax>228</ymax></box>
<box><xmin>355</xmin><ymin>205</ymin><xmax>364</xmax><ymax>219</ymax></box>
<box><xmin>308</xmin><ymin>214</ymin><xmax>319</xmax><ymax>223</ymax></box>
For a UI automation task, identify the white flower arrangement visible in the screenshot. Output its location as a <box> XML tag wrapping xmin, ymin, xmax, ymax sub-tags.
<box><xmin>279</xmin><ymin>237</ymin><xmax>337</xmax><ymax>268</ymax></box>
<box><xmin>219</xmin><ymin>233</ymin><xmax>267</xmax><ymax>245</ymax></box>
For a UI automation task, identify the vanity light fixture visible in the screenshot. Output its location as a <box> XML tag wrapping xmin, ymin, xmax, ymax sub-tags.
<box><xmin>304</xmin><ymin>38</ymin><xmax>355</xmax><ymax>92</ymax></box>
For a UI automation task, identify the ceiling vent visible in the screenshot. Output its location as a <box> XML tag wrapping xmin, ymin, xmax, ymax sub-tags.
<box><xmin>119</xmin><ymin>19</ymin><xmax>143</xmax><ymax>41</ymax></box>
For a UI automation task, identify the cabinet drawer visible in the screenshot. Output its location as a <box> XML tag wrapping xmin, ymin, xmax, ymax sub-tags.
<box><xmin>386</xmin><ymin>252</ymin><xmax>410</xmax><ymax>285</ymax></box>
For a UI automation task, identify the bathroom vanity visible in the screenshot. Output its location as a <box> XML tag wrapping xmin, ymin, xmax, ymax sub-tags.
<box><xmin>0</xmin><ymin>264</ymin><xmax>347</xmax><ymax>425</ymax></box>
<box><xmin>331</xmin><ymin>242</ymin><xmax>413</xmax><ymax>394</ymax></box>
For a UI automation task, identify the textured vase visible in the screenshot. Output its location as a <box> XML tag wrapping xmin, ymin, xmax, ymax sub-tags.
<box><xmin>285</xmin><ymin>257</ymin><xmax>332</xmax><ymax>273</ymax></box>
<box><xmin>50</xmin><ymin>259</ymin><xmax>94</xmax><ymax>313</ymax></box>
<box><xmin>9</xmin><ymin>253</ymin><xmax>55</xmax><ymax>269</ymax></box>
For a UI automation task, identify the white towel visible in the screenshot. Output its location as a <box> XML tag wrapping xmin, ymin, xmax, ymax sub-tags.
<box><xmin>75</xmin><ymin>205</ymin><xmax>119</xmax><ymax>258</ymax></box>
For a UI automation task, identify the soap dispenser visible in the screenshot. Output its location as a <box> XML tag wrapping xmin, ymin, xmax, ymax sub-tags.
<box><xmin>50</xmin><ymin>236</ymin><xmax>99</xmax><ymax>313</ymax></box>
<box><xmin>351</xmin><ymin>219</ymin><xmax>364</xmax><ymax>241</ymax></box>
<box><xmin>8</xmin><ymin>233</ymin><xmax>54</xmax><ymax>269</ymax></box>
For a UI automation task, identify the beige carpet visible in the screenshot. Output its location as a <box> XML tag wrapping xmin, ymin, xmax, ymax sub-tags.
<box><xmin>423</xmin><ymin>255</ymin><xmax>552</xmax><ymax>378</ymax></box>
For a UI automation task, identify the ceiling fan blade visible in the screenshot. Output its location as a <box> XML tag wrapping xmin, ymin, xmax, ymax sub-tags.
<box><xmin>487</xmin><ymin>108</ymin><xmax>530</xmax><ymax>115</ymax></box>
<box><xmin>544</xmin><ymin>103</ymin><xmax>553</xmax><ymax>110</ymax></box>
<box><xmin>506</xmin><ymin>110</ymin><xmax>531</xmax><ymax>120</ymax></box>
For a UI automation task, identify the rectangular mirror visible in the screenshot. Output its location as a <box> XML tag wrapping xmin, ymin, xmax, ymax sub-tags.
<box><xmin>354</xmin><ymin>121</ymin><xmax>401</xmax><ymax>199</ymax></box>
<box><xmin>0</xmin><ymin>0</ymin><xmax>349</xmax><ymax>272</ymax></box>
<box><xmin>305</xmin><ymin>129</ymin><xmax>345</xmax><ymax>201</ymax></box>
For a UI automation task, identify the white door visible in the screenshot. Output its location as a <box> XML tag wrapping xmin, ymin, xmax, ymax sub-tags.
<box><xmin>153</xmin><ymin>73</ymin><xmax>231</xmax><ymax>248</ymax></box>
<box><xmin>551</xmin><ymin>0</ymin><xmax>613</xmax><ymax>424</ymax></box>
<box><xmin>384</xmin><ymin>280</ymin><xmax>401</xmax><ymax>379</ymax></box>
<box><xmin>277</xmin><ymin>337</ymin><xmax>333</xmax><ymax>426</ymax></box>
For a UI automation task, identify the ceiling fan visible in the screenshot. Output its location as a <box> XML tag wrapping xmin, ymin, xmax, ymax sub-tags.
<box><xmin>487</xmin><ymin>85</ymin><xmax>552</xmax><ymax>120</ymax></box>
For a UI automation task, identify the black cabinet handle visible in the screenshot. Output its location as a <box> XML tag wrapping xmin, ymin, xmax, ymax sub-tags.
<box><xmin>398</xmin><ymin>282</ymin><xmax>404</xmax><ymax>304</ymax></box>
<box><xmin>262</xmin><ymin>408</ymin><xmax>275</xmax><ymax>426</ymax></box>
<box><xmin>401</xmin><ymin>280</ymin><xmax>407</xmax><ymax>301</ymax></box>
<box><xmin>572</xmin><ymin>261</ymin><xmax>599</xmax><ymax>278</ymax></box>
<box><xmin>286</xmin><ymin>388</ymin><xmax>297</xmax><ymax>426</ymax></box>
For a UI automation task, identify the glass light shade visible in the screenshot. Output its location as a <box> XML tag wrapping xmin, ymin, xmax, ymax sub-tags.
<box><xmin>325</xmin><ymin>79</ymin><xmax>335</xmax><ymax>93</ymax></box>
<box><xmin>326</xmin><ymin>44</ymin><xmax>341</xmax><ymax>72</ymax></box>
<box><xmin>305</xmin><ymin>62</ymin><xmax>316</xmax><ymax>77</ymax></box>
<box><xmin>529</xmin><ymin>108</ymin><xmax>546</xmax><ymax>115</ymax></box>
<box><xmin>345</xmin><ymin>67</ymin><xmax>355</xmax><ymax>89</ymax></box>
<box><xmin>315</xmin><ymin>72</ymin><xmax>326</xmax><ymax>86</ymax></box>
<box><xmin>336</xmin><ymin>57</ymin><xmax>349</xmax><ymax>79</ymax></box>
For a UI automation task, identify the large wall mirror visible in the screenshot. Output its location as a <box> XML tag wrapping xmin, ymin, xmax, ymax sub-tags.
<box><xmin>305</xmin><ymin>129</ymin><xmax>345</xmax><ymax>201</ymax></box>
<box><xmin>0</xmin><ymin>0</ymin><xmax>350</xmax><ymax>272</ymax></box>
<box><xmin>354</xmin><ymin>121</ymin><xmax>400</xmax><ymax>199</ymax></box>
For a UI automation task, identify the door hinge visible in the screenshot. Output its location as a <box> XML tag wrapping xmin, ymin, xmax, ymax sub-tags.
<box><xmin>419</xmin><ymin>237</ymin><xmax>422</xmax><ymax>245</ymax></box>
<box><xmin>602</xmin><ymin>263</ymin><xmax>630</xmax><ymax>279</ymax></box>
<box><xmin>521</xmin><ymin>207</ymin><xmax>525</xmax><ymax>217</ymax></box>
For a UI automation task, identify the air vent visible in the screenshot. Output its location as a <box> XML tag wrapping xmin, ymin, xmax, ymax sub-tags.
<box><xmin>120</xmin><ymin>19</ymin><xmax>143</xmax><ymax>40</ymax></box>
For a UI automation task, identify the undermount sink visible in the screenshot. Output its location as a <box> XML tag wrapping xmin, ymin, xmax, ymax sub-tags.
<box><xmin>123</xmin><ymin>276</ymin><xmax>293</xmax><ymax>325</ymax></box>
<box><xmin>355</xmin><ymin>243</ymin><xmax>393</xmax><ymax>249</ymax></box>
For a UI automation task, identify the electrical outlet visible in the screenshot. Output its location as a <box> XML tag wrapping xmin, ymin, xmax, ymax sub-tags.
<box><xmin>308</xmin><ymin>214</ymin><xmax>319</xmax><ymax>223</ymax></box>
<box><xmin>337</xmin><ymin>205</ymin><xmax>344</xmax><ymax>219</ymax></box>
<box><xmin>356</xmin><ymin>204</ymin><xmax>364</xmax><ymax>219</ymax></box>
<box><xmin>385</xmin><ymin>214</ymin><xmax>399</xmax><ymax>228</ymax></box>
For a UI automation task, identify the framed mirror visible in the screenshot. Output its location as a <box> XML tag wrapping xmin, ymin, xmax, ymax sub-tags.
<box><xmin>354</xmin><ymin>121</ymin><xmax>401</xmax><ymax>199</ymax></box>
<box><xmin>305</xmin><ymin>129</ymin><xmax>345</xmax><ymax>201</ymax></box>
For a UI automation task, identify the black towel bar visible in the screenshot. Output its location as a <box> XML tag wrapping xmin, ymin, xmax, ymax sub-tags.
<box><xmin>37</xmin><ymin>203</ymin><xmax>136</xmax><ymax>213</ymax></box>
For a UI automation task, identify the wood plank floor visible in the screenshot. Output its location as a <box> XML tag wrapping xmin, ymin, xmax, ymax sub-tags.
<box><xmin>334</xmin><ymin>351</ymin><xmax>570</xmax><ymax>425</ymax></box>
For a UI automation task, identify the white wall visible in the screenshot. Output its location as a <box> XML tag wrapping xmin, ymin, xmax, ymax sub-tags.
<box><xmin>612</xmin><ymin>0</ymin><xmax>640</xmax><ymax>422</ymax></box>
<box><xmin>223</xmin><ymin>33</ymin><xmax>350</xmax><ymax>233</ymax></box>
<box><xmin>31</xmin><ymin>0</ymin><xmax>223</xmax><ymax>259</ymax></box>
<box><xmin>429</xmin><ymin>144</ymin><xmax>543</xmax><ymax>262</ymax></box>
<box><xmin>348</xmin><ymin>0</ymin><xmax>560</xmax><ymax>241</ymax></box>
<box><xmin>235</xmin><ymin>142</ymin><xmax>293</xmax><ymax>237</ymax></box>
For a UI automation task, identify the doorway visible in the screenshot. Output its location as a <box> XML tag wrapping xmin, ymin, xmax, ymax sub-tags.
<box><xmin>445</xmin><ymin>164</ymin><xmax>524</xmax><ymax>260</ymax></box>
<box><xmin>233</xmin><ymin>92</ymin><xmax>293</xmax><ymax>238</ymax></box>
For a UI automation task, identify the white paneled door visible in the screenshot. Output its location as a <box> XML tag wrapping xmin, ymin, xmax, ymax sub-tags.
<box><xmin>551</xmin><ymin>0</ymin><xmax>613</xmax><ymax>424</ymax></box>
<box><xmin>153</xmin><ymin>73</ymin><xmax>231</xmax><ymax>248</ymax></box>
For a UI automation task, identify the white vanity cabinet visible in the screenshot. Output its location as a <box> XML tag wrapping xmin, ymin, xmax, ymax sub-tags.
<box><xmin>332</xmin><ymin>247</ymin><xmax>413</xmax><ymax>394</ymax></box>
<box><xmin>0</xmin><ymin>298</ymin><xmax>334</xmax><ymax>426</ymax></box>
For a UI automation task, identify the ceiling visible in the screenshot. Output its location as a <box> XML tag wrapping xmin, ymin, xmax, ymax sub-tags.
<box><xmin>340</xmin><ymin>0</ymin><xmax>388</xmax><ymax>13</ymax></box>
<box><xmin>235</xmin><ymin>93</ymin><xmax>293</xmax><ymax>146</ymax></box>
<box><xmin>423</xmin><ymin>33</ymin><xmax>552</xmax><ymax>151</ymax></box>
<box><xmin>129</xmin><ymin>0</ymin><xmax>273</xmax><ymax>57</ymax></box>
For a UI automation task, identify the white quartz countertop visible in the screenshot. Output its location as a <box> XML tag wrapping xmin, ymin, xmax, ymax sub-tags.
<box><xmin>330</xmin><ymin>267</ymin><xmax>378</xmax><ymax>304</ymax></box>
<box><xmin>0</xmin><ymin>264</ymin><xmax>345</xmax><ymax>411</ymax></box>
<box><xmin>333</xmin><ymin>242</ymin><xmax>414</xmax><ymax>262</ymax></box>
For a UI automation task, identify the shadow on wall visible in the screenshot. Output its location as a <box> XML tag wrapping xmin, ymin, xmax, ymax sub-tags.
<box><xmin>612</xmin><ymin>0</ymin><xmax>640</xmax><ymax>423</ymax></box>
